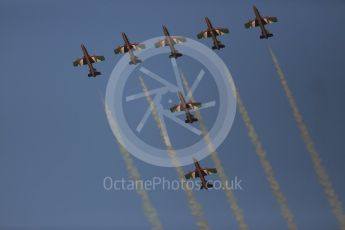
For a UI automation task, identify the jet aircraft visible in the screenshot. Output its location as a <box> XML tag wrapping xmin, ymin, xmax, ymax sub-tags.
<box><xmin>244</xmin><ymin>5</ymin><xmax>278</xmax><ymax>39</ymax></box>
<box><xmin>170</xmin><ymin>91</ymin><xmax>201</xmax><ymax>124</ymax></box>
<box><xmin>73</xmin><ymin>44</ymin><xmax>105</xmax><ymax>77</ymax></box>
<box><xmin>114</xmin><ymin>32</ymin><xmax>145</xmax><ymax>65</ymax></box>
<box><xmin>185</xmin><ymin>158</ymin><xmax>218</xmax><ymax>190</ymax></box>
<box><xmin>155</xmin><ymin>25</ymin><xmax>186</xmax><ymax>59</ymax></box>
<box><xmin>197</xmin><ymin>17</ymin><xmax>229</xmax><ymax>50</ymax></box>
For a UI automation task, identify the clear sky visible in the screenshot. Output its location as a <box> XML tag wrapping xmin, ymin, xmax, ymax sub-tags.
<box><xmin>1</xmin><ymin>0</ymin><xmax>345</xmax><ymax>229</ymax></box>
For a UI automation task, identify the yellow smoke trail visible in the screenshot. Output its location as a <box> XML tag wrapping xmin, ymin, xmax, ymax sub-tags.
<box><xmin>139</xmin><ymin>77</ymin><xmax>211</xmax><ymax>230</ymax></box>
<box><xmin>183</xmin><ymin>70</ymin><xmax>298</xmax><ymax>229</ymax></box>
<box><xmin>236</xmin><ymin>93</ymin><xmax>298</xmax><ymax>230</ymax></box>
<box><xmin>105</xmin><ymin>103</ymin><xmax>164</xmax><ymax>230</ymax></box>
<box><xmin>180</xmin><ymin>73</ymin><xmax>249</xmax><ymax>230</ymax></box>
<box><xmin>269</xmin><ymin>47</ymin><xmax>345</xmax><ymax>229</ymax></box>
<box><xmin>198</xmin><ymin>68</ymin><xmax>298</xmax><ymax>229</ymax></box>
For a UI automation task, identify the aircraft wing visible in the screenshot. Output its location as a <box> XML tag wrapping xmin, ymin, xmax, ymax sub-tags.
<box><xmin>245</xmin><ymin>17</ymin><xmax>277</xmax><ymax>28</ymax></box>
<box><xmin>214</xmin><ymin>28</ymin><xmax>229</xmax><ymax>36</ymax></box>
<box><xmin>114</xmin><ymin>46</ymin><xmax>129</xmax><ymax>54</ymax></box>
<box><xmin>262</xmin><ymin>16</ymin><xmax>278</xmax><ymax>24</ymax></box>
<box><xmin>185</xmin><ymin>171</ymin><xmax>197</xmax><ymax>179</ymax></box>
<box><xmin>73</xmin><ymin>58</ymin><xmax>84</xmax><ymax>67</ymax></box>
<box><xmin>131</xmin><ymin>43</ymin><xmax>146</xmax><ymax>50</ymax></box>
<box><xmin>89</xmin><ymin>55</ymin><xmax>105</xmax><ymax>63</ymax></box>
<box><xmin>170</xmin><ymin>102</ymin><xmax>201</xmax><ymax>112</ymax></box>
<box><xmin>171</xmin><ymin>36</ymin><xmax>186</xmax><ymax>44</ymax></box>
<box><xmin>114</xmin><ymin>44</ymin><xmax>146</xmax><ymax>54</ymax></box>
<box><xmin>185</xmin><ymin>168</ymin><xmax>217</xmax><ymax>180</ymax></box>
<box><xmin>155</xmin><ymin>39</ymin><xmax>167</xmax><ymax>48</ymax></box>
<box><xmin>73</xmin><ymin>55</ymin><xmax>105</xmax><ymax>67</ymax></box>
<box><xmin>204</xmin><ymin>168</ymin><xmax>217</xmax><ymax>175</ymax></box>
<box><xmin>244</xmin><ymin>19</ymin><xmax>259</xmax><ymax>29</ymax></box>
<box><xmin>197</xmin><ymin>30</ymin><xmax>211</xmax><ymax>39</ymax></box>
<box><xmin>155</xmin><ymin>37</ymin><xmax>186</xmax><ymax>48</ymax></box>
<box><xmin>170</xmin><ymin>104</ymin><xmax>183</xmax><ymax>113</ymax></box>
<box><xmin>197</xmin><ymin>28</ymin><xmax>229</xmax><ymax>39</ymax></box>
<box><xmin>186</xmin><ymin>102</ymin><xmax>202</xmax><ymax>110</ymax></box>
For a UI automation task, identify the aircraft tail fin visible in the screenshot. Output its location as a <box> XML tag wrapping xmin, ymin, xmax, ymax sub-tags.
<box><xmin>260</xmin><ymin>32</ymin><xmax>273</xmax><ymax>39</ymax></box>
<box><xmin>88</xmin><ymin>71</ymin><xmax>101</xmax><ymax>77</ymax></box>
<box><xmin>169</xmin><ymin>52</ymin><xmax>183</xmax><ymax>59</ymax></box>
<box><xmin>185</xmin><ymin>118</ymin><xmax>198</xmax><ymax>123</ymax></box>
<box><xmin>185</xmin><ymin>114</ymin><xmax>198</xmax><ymax>123</ymax></box>
<box><xmin>212</xmin><ymin>41</ymin><xmax>225</xmax><ymax>50</ymax></box>
<box><xmin>129</xmin><ymin>56</ymin><xmax>142</xmax><ymax>65</ymax></box>
<box><xmin>201</xmin><ymin>182</ymin><xmax>213</xmax><ymax>190</ymax></box>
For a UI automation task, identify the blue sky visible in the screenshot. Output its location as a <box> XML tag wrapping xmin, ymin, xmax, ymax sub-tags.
<box><xmin>1</xmin><ymin>0</ymin><xmax>345</xmax><ymax>229</ymax></box>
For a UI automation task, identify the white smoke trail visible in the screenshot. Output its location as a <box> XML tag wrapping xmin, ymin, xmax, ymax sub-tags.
<box><xmin>139</xmin><ymin>77</ymin><xmax>211</xmax><ymax>230</ymax></box>
<box><xmin>105</xmin><ymin>103</ymin><xmax>164</xmax><ymax>230</ymax></box>
<box><xmin>269</xmin><ymin>47</ymin><xmax>345</xmax><ymax>229</ymax></box>
<box><xmin>180</xmin><ymin>73</ymin><xmax>248</xmax><ymax>230</ymax></box>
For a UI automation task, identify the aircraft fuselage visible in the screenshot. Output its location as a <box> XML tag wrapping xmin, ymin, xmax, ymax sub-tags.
<box><xmin>205</xmin><ymin>17</ymin><xmax>221</xmax><ymax>49</ymax></box>
<box><xmin>253</xmin><ymin>6</ymin><xmax>269</xmax><ymax>39</ymax></box>
<box><xmin>81</xmin><ymin>44</ymin><xmax>97</xmax><ymax>77</ymax></box>
<box><xmin>193</xmin><ymin>158</ymin><xmax>209</xmax><ymax>190</ymax></box>
<box><xmin>162</xmin><ymin>25</ymin><xmax>179</xmax><ymax>56</ymax></box>
<box><xmin>178</xmin><ymin>91</ymin><xmax>187</xmax><ymax>106</ymax></box>
<box><xmin>178</xmin><ymin>92</ymin><xmax>191</xmax><ymax>122</ymax></box>
<box><xmin>185</xmin><ymin>111</ymin><xmax>195</xmax><ymax>123</ymax></box>
<box><xmin>121</xmin><ymin>32</ymin><xmax>138</xmax><ymax>65</ymax></box>
<box><xmin>178</xmin><ymin>92</ymin><xmax>198</xmax><ymax>123</ymax></box>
